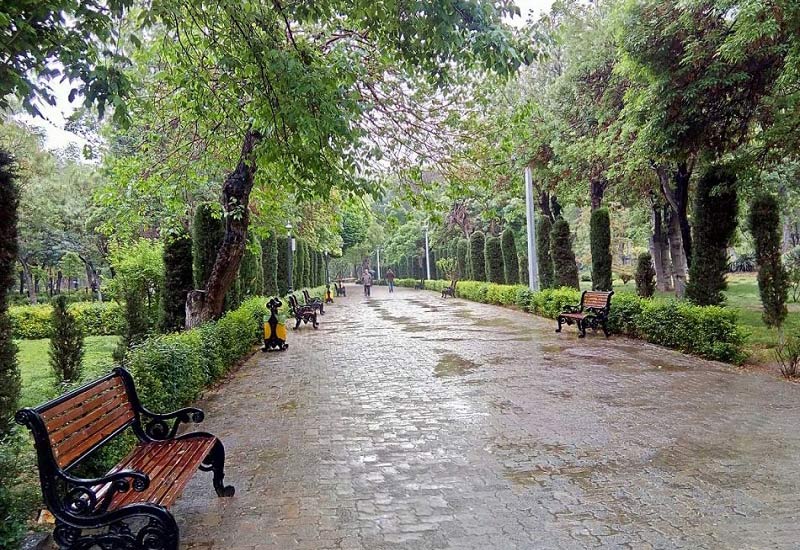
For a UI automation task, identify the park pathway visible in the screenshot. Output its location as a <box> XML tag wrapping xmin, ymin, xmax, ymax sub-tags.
<box><xmin>174</xmin><ymin>286</ymin><xmax>800</xmax><ymax>549</ymax></box>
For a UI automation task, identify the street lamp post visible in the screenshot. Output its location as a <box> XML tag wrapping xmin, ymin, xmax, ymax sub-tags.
<box><xmin>286</xmin><ymin>222</ymin><xmax>294</xmax><ymax>293</ymax></box>
<box><xmin>376</xmin><ymin>248</ymin><xmax>381</xmax><ymax>280</ymax></box>
<box><xmin>524</xmin><ymin>167</ymin><xmax>540</xmax><ymax>291</ymax></box>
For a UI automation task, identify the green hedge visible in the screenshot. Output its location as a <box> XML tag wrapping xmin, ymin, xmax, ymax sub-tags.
<box><xmin>10</xmin><ymin>302</ymin><xmax>124</xmax><ymax>339</ymax></box>
<box><xmin>396</xmin><ymin>278</ymin><xmax>747</xmax><ymax>364</ymax></box>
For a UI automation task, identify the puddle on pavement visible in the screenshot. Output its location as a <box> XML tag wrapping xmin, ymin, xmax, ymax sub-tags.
<box><xmin>434</xmin><ymin>353</ymin><xmax>480</xmax><ymax>377</ymax></box>
<box><xmin>278</xmin><ymin>400</ymin><xmax>299</xmax><ymax>411</ymax></box>
<box><xmin>505</xmin><ymin>465</ymin><xmax>594</xmax><ymax>487</ymax></box>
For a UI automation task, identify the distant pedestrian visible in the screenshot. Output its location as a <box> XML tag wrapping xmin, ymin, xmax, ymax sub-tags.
<box><xmin>386</xmin><ymin>268</ymin><xmax>396</xmax><ymax>293</ymax></box>
<box><xmin>362</xmin><ymin>268</ymin><xmax>373</xmax><ymax>296</ymax></box>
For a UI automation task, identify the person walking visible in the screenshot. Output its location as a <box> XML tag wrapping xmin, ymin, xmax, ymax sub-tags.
<box><xmin>386</xmin><ymin>268</ymin><xmax>396</xmax><ymax>293</ymax></box>
<box><xmin>362</xmin><ymin>268</ymin><xmax>373</xmax><ymax>297</ymax></box>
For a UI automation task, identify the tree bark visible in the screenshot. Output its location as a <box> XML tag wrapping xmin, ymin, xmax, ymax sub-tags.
<box><xmin>657</xmin><ymin>161</ymin><xmax>693</xmax><ymax>268</ymax></box>
<box><xmin>20</xmin><ymin>260</ymin><xmax>37</xmax><ymax>305</ymax></box>
<box><xmin>590</xmin><ymin>178</ymin><xmax>607</xmax><ymax>211</ymax></box>
<box><xmin>538</xmin><ymin>191</ymin><xmax>553</xmax><ymax>221</ymax></box>
<box><xmin>56</xmin><ymin>270</ymin><xmax>63</xmax><ymax>293</ymax></box>
<box><xmin>667</xmin><ymin>210</ymin><xmax>687</xmax><ymax>297</ymax></box>
<box><xmin>186</xmin><ymin>129</ymin><xmax>261</xmax><ymax>328</ymax></box>
<box><xmin>649</xmin><ymin>202</ymin><xmax>668</xmax><ymax>291</ymax></box>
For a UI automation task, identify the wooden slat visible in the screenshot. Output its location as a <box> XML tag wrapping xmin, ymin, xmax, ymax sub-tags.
<box><xmin>54</xmin><ymin>406</ymin><xmax>135</xmax><ymax>468</ymax></box>
<box><xmin>40</xmin><ymin>377</ymin><xmax>123</xmax><ymax>421</ymax></box>
<box><xmin>48</xmin><ymin>390</ymin><xmax>130</xmax><ymax>445</ymax></box>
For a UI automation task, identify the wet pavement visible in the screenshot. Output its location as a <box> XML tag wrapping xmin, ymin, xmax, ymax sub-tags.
<box><xmin>174</xmin><ymin>286</ymin><xmax>800</xmax><ymax>549</ymax></box>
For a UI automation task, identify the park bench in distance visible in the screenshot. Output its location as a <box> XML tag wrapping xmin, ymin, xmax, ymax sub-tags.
<box><xmin>302</xmin><ymin>288</ymin><xmax>325</xmax><ymax>315</ymax></box>
<box><xmin>441</xmin><ymin>279</ymin><xmax>458</xmax><ymax>298</ymax></box>
<box><xmin>556</xmin><ymin>290</ymin><xmax>614</xmax><ymax>338</ymax></box>
<box><xmin>334</xmin><ymin>281</ymin><xmax>346</xmax><ymax>297</ymax></box>
<box><xmin>288</xmin><ymin>294</ymin><xmax>319</xmax><ymax>329</ymax></box>
<box><xmin>15</xmin><ymin>367</ymin><xmax>233</xmax><ymax>550</ymax></box>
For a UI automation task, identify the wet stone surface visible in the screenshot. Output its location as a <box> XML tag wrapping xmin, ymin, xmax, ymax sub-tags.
<box><xmin>175</xmin><ymin>287</ymin><xmax>800</xmax><ymax>549</ymax></box>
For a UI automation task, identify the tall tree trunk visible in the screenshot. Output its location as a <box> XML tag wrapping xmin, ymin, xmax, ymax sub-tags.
<box><xmin>590</xmin><ymin>178</ymin><xmax>607</xmax><ymax>211</ymax></box>
<box><xmin>667</xmin><ymin>210</ymin><xmax>687</xmax><ymax>297</ymax></box>
<box><xmin>657</xmin><ymin>161</ymin><xmax>693</xmax><ymax>268</ymax></box>
<box><xmin>538</xmin><ymin>191</ymin><xmax>553</xmax><ymax>221</ymax></box>
<box><xmin>186</xmin><ymin>129</ymin><xmax>261</xmax><ymax>328</ymax></box>
<box><xmin>56</xmin><ymin>270</ymin><xmax>63</xmax><ymax>293</ymax></box>
<box><xmin>20</xmin><ymin>260</ymin><xmax>36</xmax><ymax>305</ymax></box>
<box><xmin>18</xmin><ymin>271</ymin><xmax>23</xmax><ymax>294</ymax></box>
<box><xmin>649</xmin><ymin>203</ymin><xmax>667</xmax><ymax>291</ymax></box>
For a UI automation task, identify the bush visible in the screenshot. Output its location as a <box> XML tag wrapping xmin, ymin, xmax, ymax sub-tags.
<box><xmin>49</xmin><ymin>295</ymin><xmax>84</xmax><ymax>385</ymax></box>
<box><xmin>590</xmin><ymin>208</ymin><xmax>613</xmax><ymax>290</ymax></box>
<box><xmin>277</xmin><ymin>236</ymin><xmax>289</xmax><ymax>295</ymax></box>
<box><xmin>580</xmin><ymin>274</ymin><xmax>592</xmax><ymax>282</ymax></box>
<box><xmin>550</xmin><ymin>219</ymin><xmax>579</xmax><ymax>289</ymax></box>
<box><xmin>776</xmin><ymin>336</ymin><xmax>800</xmax><ymax>379</ymax></box>
<box><xmin>501</xmin><ymin>229</ymin><xmax>519</xmax><ymax>284</ymax></box>
<box><xmin>0</xmin><ymin>429</ymin><xmax>30</xmax><ymax>549</ymax></box>
<box><xmin>193</xmin><ymin>203</ymin><xmax>224</xmax><ymax>289</ymax></box>
<box><xmin>239</xmin><ymin>238</ymin><xmax>263</xmax><ymax>299</ymax></box>
<box><xmin>729</xmin><ymin>253</ymin><xmax>756</xmax><ymax>273</ymax></box>
<box><xmin>456</xmin><ymin>239</ymin><xmax>470</xmax><ymax>279</ymax></box>
<box><xmin>469</xmin><ymin>231</ymin><xmax>486</xmax><ymax>281</ymax></box>
<box><xmin>686</xmin><ymin>165</ymin><xmax>738</xmax><ymax>306</ymax></box>
<box><xmin>484</xmin><ymin>236</ymin><xmax>504</xmax><ymax>284</ymax></box>
<box><xmin>9</xmin><ymin>302</ymin><xmax>123</xmax><ymax>339</ymax></box>
<box><xmin>262</xmin><ymin>234</ymin><xmax>279</xmax><ymax>296</ymax></box>
<box><xmin>536</xmin><ymin>216</ymin><xmax>555</xmax><ymax>289</ymax></box>
<box><xmin>159</xmin><ymin>232</ymin><xmax>193</xmax><ymax>332</ymax></box>
<box><xmin>748</xmin><ymin>193</ymin><xmax>789</xmax><ymax>328</ymax></box>
<box><xmin>786</xmin><ymin>247</ymin><xmax>800</xmax><ymax>303</ymax></box>
<box><xmin>0</xmin><ymin>149</ymin><xmax>20</xmax><ymax>438</ymax></box>
<box><xmin>635</xmin><ymin>252</ymin><xmax>656</xmax><ymax>298</ymax></box>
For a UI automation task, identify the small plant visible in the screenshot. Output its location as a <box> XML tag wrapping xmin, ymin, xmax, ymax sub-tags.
<box><xmin>728</xmin><ymin>253</ymin><xmax>756</xmax><ymax>273</ymax></box>
<box><xmin>784</xmin><ymin>247</ymin><xmax>800</xmax><ymax>302</ymax></box>
<box><xmin>436</xmin><ymin>258</ymin><xmax>457</xmax><ymax>281</ymax></box>
<box><xmin>49</xmin><ymin>295</ymin><xmax>84</xmax><ymax>386</ymax></box>
<box><xmin>635</xmin><ymin>252</ymin><xmax>656</xmax><ymax>298</ymax></box>
<box><xmin>617</xmin><ymin>269</ymin><xmax>633</xmax><ymax>285</ymax></box>
<box><xmin>775</xmin><ymin>337</ymin><xmax>800</xmax><ymax>379</ymax></box>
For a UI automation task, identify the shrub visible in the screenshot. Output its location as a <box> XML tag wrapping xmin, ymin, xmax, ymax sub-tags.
<box><xmin>635</xmin><ymin>252</ymin><xmax>656</xmax><ymax>298</ymax></box>
<box><xmin>786</xmin><ymin>247</ymin><xmax>800</xmax><ymax>303</ymax></box>
<box><xmin>536</xmin><ymin>216</ymin><xmax>555</xmax><ymax>289</ymax></box>
<box><xmin>0</xmin><ymin>429</ymin><xmax>29</xmax><ymax>548</ymax></box>
<box><xmin>262</xmin><ymin>234</ymin><xmax>279</xmax><ymax>296</ymax></box>
<box><xmin>239</xmin><ymin>237</ymin><xmax>263</xmax><ymax>298</ymax></box>
<box><xmin>0</xmin><ymin>150</ymin><xmax>20</xmax><ymax>437</ymax></box>
<box><xmin>550</xmin><ymin>219</ymin><xmax>579</xmax><ymax>289</ymax></box>
<box><xmin>686</xmin><ymin>165</ymin><xmax>738</xmax><ymax>306</ymax></box>
<box><xmin>456</xmin><ymin>239</ymin><xmax>470</xmax><ymax>279</ymax></box>
<box><xmin>729</xmin><ymin>253</ymin><xmax>756</xmax><ymax>273</ymax></box>
<box><xmin>528</xmin><ymin>287</ymin><xmax>582</xmax><ymax>318</ymax></box>
<box><xmin>113</xmin><ymin>285</ymin><xmax>150</xmax><ymax>365</ymax></box>
<box><xmin>775</xmin><ymin>336</ymin><xmax>800</xmax><ymax>379</ymax></box>
<box><xmin>192</xmin><ymin>202</ymin><xmax>224</xmax><ymax>289</ymax></box>
<box><xmin>159</xmin><ymin>232</ymin><xmax>193</xmax><ymax>332</ymax></box>
<box><xmin>470</xmin><ymin>232</ymin><xmax>486</xmax><ymax>281</ymax></box>
<box><xmin>590</xmin><ymin>208</ymin><xmax>613</xmax><ymax>291</ymax></box>
<box><xmin>580</xmin><ymin>273</ymin><xmax>592</xmax><ymax>282</ymax></box>
<box><xmin>501</xmin><ymin>229</ymin><xmax>519</xmax><ymax>284</ymax></box>
<box><xmin>436</xmin><ymin>258</ymin><xmax>457</xmax><ymax>281</ymax></box>
<box><xmin>484</xmin><ymin>236</ymin><xmax>504</xmax><ymax>284</ymax></box>
<box><xmin>9</xmin><ymin>302</ymin><xmax>122</xmax><ymax>339</ymax></box>
<box><xmin>277</xmin><ymin>236</ymin><xmax>289</xmax><ymax>295</ymax></box>
<box><xmin>293</xmin><ymin>239</ymin><xmax>305</xmax><ymax>289</ymax></box>
<box><xmin>49</xmin><ymin>295</ymin><xmax>84</xmax><ymax>385</ymax></box>
<box><xmin>748</xmin><ymin>193</ymin><xmax>789</xmax><ymax>328</ymax></box>
<box><xmin>618</xmin><ymin>270</ymin><xmax>633</xmax><ymax>285</ymax></box>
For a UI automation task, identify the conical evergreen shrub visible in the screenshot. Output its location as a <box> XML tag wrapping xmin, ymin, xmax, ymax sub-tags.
<box><xmin>470</xmin><ymin>231</ymin><xmax>486</xmax><ymax>281</ymax></box>
<box><xmin>456</xmin><ymin>239</ymin><xmax>469</xmax><ymax>279</ymax></box>
<box><xmin>0</xmin><ymin>150</ymin><xmax>20</xmax><ymax>435</ymax></box>
<box><xmin>749</xmin><ymin>192</ymin><xmax>789</xmax><ymax>328</ymax></box>
<box><xmin>590</xmin><ymin>208</ymin><xmax>613</xmax><ymax>291</ymax></box>
<box><xmin>277</xmin><ymin>236</ymin><xmax>289</xmax><ymax>295</ymax></box>
<box><xmin>192</xmin><ymin>203</ymin><xmax>224</xmax><ymax>289</ymax></box>
<box><xmin>293</xmin><ymin>239</ymin><xmax>305</xmax><ymax>289</ymax></box>
<box><xmin>239</xmin><ymin>238</ymin><xmax>263</xmax><ymax>298</ymax></box>
<box><xmin>501</xmin><ymin>229</ymin><xmax>519</xmax><ymax>284</ymax></box>
<box><xmin>262</xmin><ymin>234</ymin><xmax>279</xmax><ymax>296</ymax></box>
<box><xmin>536</xmin><ymin>216</ymin><xmax>555</xmax><ymax>289</ymax></box>
<box><xmin>550</xmin><ymin>219</ymin><xmax>579</xmax><ymax>289</ymax></box>
<box><xmin>159</xmin><ymin>232</ymin><xmax>193</xmax><ymax>332</ymax></box>
<box><xmin>635</xmin><ymin>252</ymin><xmax>656</xmax><ymax>298</ymax></box>
<box><xmin>49</xmin><ymin>295</ymin><xmax>84</xmax><ymax>385</ymax></box>
<box><xmin>485</xmin><ymin>236</ymin><xmax>504</xmax><ymax>284</ymax></box>
<box><xmin>686</xmin><ymin>165</ymin><xmax>738</xmax><ymax>306</ymax></box>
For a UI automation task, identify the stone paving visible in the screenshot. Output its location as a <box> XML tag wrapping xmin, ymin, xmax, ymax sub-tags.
<box><xmin>174</xmin><ymin>286</ymin><xmax>800</xmax><ymax>549</ymax></box>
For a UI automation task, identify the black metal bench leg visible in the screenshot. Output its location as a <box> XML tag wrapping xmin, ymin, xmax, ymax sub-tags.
<box><xmin>555</xmin><ymin>317</ymin><xmax>563</xmax><ymax>333</ymax></box>
<box><xmin>204</xmin><ymin>439</ymin><xmax>235</xmax><ymax>497</ymax></box>
<box><xmin>312</xmin><ymin>313</ymin><xmax>319</xmax><ymax>329</ymax></box>
<box><xmin>602</xmin><ymin>320</ymin><xmax>610</xmax><ymax>338</ymax></box>
<box><xmin>294</xmin><ymin>316</ymin><xmax>301</xmax><ymax>330</ymax></box>
<box><xmin>578</xmin><ymin>320</ymin><xmax>586</xmax><ymax>338</ymax></box>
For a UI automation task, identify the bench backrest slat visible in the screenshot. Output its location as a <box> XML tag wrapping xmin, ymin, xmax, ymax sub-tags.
<box><xmin>38</xmin><ymin>373</ymin><xmax>135</xmax><ymax>469</ymax></box>
<box><xmin>581</xmin><ymin>291</ymin><xmax>612</xmax><ymax>311</ymax></box>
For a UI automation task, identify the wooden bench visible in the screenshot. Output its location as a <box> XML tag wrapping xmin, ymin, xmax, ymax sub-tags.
<box><xmin>556</xmin><ymin>290</ymin><xmax>614</xmax><ymax>338</ymax></box>
<box><xmin>288</xmin><ymin>294</ymin><xmax>318</xmax><ymax>329</ymax></box>
<box><xmin>413</xmin><ymin>278</ymin><xmax>425</xmax><ymax>290</ymax></box>
<box><xmin>334</xmin><ymin>281</ymin><xmax>346</xmax><ymax>297</ymax></box>
<box><xmin>302</xmin><ymin>289</ymin><xmax>325</xmax><ymax>315</ymax></box>
<box><xmin>441</xmin><ymin>279</ymin><xmax>458</xmax><ymax>298</ymax></box>
<box><xmin>15</xmin><ymin>367</ymin><xmax>233</xmax><ymax>550</ymax></box>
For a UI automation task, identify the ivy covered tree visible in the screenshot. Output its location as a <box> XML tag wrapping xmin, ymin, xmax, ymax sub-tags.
<box><xmin>192</xmin><ymin>203</ymin><xmax>224</xmax><ymax>289</ymax></box>
<box><xmin>262</xmin><ymin>234</ymin><xmax>279</xmax><ymax>296</ymax></box>
<box><xmin>0</xmin><ymin>151</ymin><xmax>20</xmax><ymax>436</ymax></box>
<box><xmin>501</xmin><ymin>229</ymin><xmax>519</xmax><ymax>284</ymax></box>
<box><xmin>276</xmin><ymin>236</ymin><xmax>289</xmax><ymax>296</ymax></box>
<box><xmin>749</xmin><ymin>193</ymin><xmax>789</xmax><ymax>328</ymax></box>
<box><xmin>686</xmin><ymin>165</ymin><xmax>738</xmax><ymax>306</ymax></box>
<box><xmin>536</xmin><ymin>216</ymin><xmax>555</xmax><ymax>289</ymax></box>
<box><xmin>49</xmin><ymin>295</ymin><xmax>84</xmax><ymax>386</ymax></box>
<box><xmin>635</xmin><ymin>252</ymin><xmax>656</xmax><ymax>298</ymax></box>
<box><xmin>470</xmin><ymin>231</ymin><xmax>487</xmax><ymax>281</ymax></box>
<box><xmin>550</xmin><ymin>219</ymin><xmax>579</xmax><ymax>289</ymax></box>
<box><xmin>590</xmin><ymin>208</ymin><xmax>613</xmax><ymax>291</ymax></box>
<box><xmin>485</xmin><ymin>236</ymin><xmax>504</xmax><ymax>284</ymax></box>
<box><xmin>159</xmin><ymin>232</ymin><xmax>193</xmax><ymax>333</ymax></box>
<box><xmin>456</xmin><ymin>238</ymin><xmax>470</xmax><ymax>280</ymax></box>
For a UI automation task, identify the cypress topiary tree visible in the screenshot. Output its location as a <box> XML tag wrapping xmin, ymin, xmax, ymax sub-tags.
<box><xmin>192</xmin><ymin>203</ymin><xmax>224</xmax><ymax>289</ymax></box>
<box><xmin>49</xmin><ymin>295</ymin><xmax>84</xmax><ymax>385</ymax></box>
<box><xmin>447</xmin><ymin>240</ymin><xmax>458</xmax><ymax>262</ymax></box>
<box><xmin>276</xmin><ymin>236</ymin><xmax>289</xmax><ymax>295</ymax></box>
<box><xmin>686</xmin><ymin>165</ymin><xmax>739</xmax><ymax>306</ymax></box>
<box><xmin>159</xmin><ymin>232</ymin><xmax>193</xmax><ymax>332</ymax></box>
<box><xmin>239</xmin><ymin>238</ymin><xmax>263</xmax><ymax>298</ymax></box>
<box><xmin>303</xmin><ymin>243</ymin><xmax>312</xmax><ymax>288</ymax></box>
<box><xmin>456</xmin><ymin>238</ymin><xmax>469</xmax><ymax>279</ymax></box>
<box><xmin>318</xmin><ymin>252</ymin><xmax>327</xmax><ymax>285</ymax></box>
<box><xmin>0</xmin><ymin>151</ymin><xmax>20</xmax><ymax>435</ymax></box>
<box><xmin>590</xmin><ymin>208</ymin><xmax>613</xmax><ymax>290</ymax></box>
<box><xmin>536</xmin><ymin>216</ymin><xmax>555</xmax><ymax>289</ymax></box>
<box><xmin>262</xmin><ymin>234</ymin><xmax>279</xmax><ymax>296</ymax></box>
<box><xmin>749</xmin><ymin>192</ymin><xmax>789</xmax><ymax>328</ymax></box>
<box><xmin>501</xmin><ymin>228</ymin><xmax>519</xmax><ymax>284</ymax></box>
<box><xmin>429</xmin><ymin>250</ymin><xmax>437</xmax><ymax>280</ymax></box>
<box><xmin>470</xmin><ymin>231</ymin><xmax>486</xmax><ymax>281</ymax></box>
<box><xmin>635</xmin><ymin>252</ymin><xmax>657</xmax><ymax>298</ymax></box>
<box><xmin>485</xmin><ymin>236</ymin><xmax>504</xmax><ymax>283</ymax></box>
<box><xmin>293</xmin><ymin>239</ymin><xmax>304</xmax><ymax>289</ymax></box>
<box><xmin>550</xmin><ymin>219</ymin><xmax>580</xmax><ymax>289</ymax></box>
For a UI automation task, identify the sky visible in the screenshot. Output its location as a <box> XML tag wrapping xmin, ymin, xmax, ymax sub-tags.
<box><xmin>20</xmin><ymin>0</ymin><xmax>554</xmax><ymax>151</ymax></box>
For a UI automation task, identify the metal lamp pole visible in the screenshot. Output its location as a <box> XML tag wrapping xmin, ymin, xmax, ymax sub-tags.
<box><xmin>524</xmin><ymin>167</ymin><xmax>540</xmax><ymax>291</ymax></box>
<box><xmin>376</xmin><ymin>248</ymin><xmax>381</xmax><ymax>280</ymax></box>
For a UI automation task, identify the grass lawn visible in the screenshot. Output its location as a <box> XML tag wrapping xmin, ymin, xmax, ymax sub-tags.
<box><xmin>17</xmin><ymin>335</ymin><xmax>119</xmax><ymax>408</ymax></box>
<box><xmin>582</xmin><ymin>272</ymin><xmax>798</xmax><ymax>366</ymax></box>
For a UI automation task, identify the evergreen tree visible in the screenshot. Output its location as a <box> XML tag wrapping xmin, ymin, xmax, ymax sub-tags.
<box><xmin>262</xmin><ymin>234</ymin><xmax>279</xmax><ymax>296</ymax></box>
<box><xmin>635</xmin><ymin>252</ymin><xmax>657</xmax><ymax>298</ymax></box>
<box><xmin>485</xmin><ymin>236</ymin><xmax>504</xmax><ymax>283</ymax></box>
<box><xmin>749</xmin><ymin>192</ymin><xmax>789</xmax><ymax>328</ymax></box>
<box><xmin>536</xmin><ymin>216</ymin><xmax>555</xmax><ymax>289</ymax></box>
<box><xmin>276</xmin><ymin>236</ymin><xmax>289</xmax><ymax>295</ymax></box>
<box><xmin>303</xmin><ymin>243</ymin><xmax>312</xmax><ymax>287</ymax></box>
<box><xmin>447</xmin><ymin>240</ymin><xmax>458</xmax><ymax>261</ymax></box>
<box><xmin>159</xmin><ymin>232</ymin><xmax>193</xmax><ymax>332</ymax></box>
<box><xmin>113</xmin><ymin>285</ymin><xmax>150</xmax><ymax>364</ymax></box>
<box><xmin>239</xmin><ymin>238</ymin><xmax>263</xmax><ymax>298</ymax></box>
<box><xmin>429</xmin><ymin>250</ymin><xmax>437</xmax><ymax>280</ymax></box>
<box><xmin>319</xmin><ymin>252</ymin><xmax>328</xmax><ymax>285</ymax></box>
<box><xmin>470</xmin><ymin>231</ymin><xmax>486</xmax><ymax>281</ymax></box>
<box><xmin>686</xmin><ymin>165</ymin><xmax>738</xmax><ymax>306</ymax></box>
<box><xmin>0</xmin><ymin>151</ymin><xmax>20</xmax><ymax>435</ymax></box>
<box><xmin>293</xmin><ymin>239</ymin><xmax>305</xmax><ymax>289</ymax></box>
<box><xmin>456</xmin><ymin>238</ymin><xmax>469</xmax><ymax>280</ymax></box>
<box><xmin>590</xmin><ymin>208</ymin><xmax>613</xmax><ymax>290</ymax></box>
<box><xmin>192</xmin><ymin>203</ymin><xmax>224</xmax><ymax>289</ymax></box>
<box><xmin>550</xmin><ymin>219</ymin><xmax>580</xmax><ymax>289</ymax></box>
<box><xmin>501</xmin><ymin>229</ymin><xmax>519</xmax><ymax>284</ymax></box>
<box><xmin>49</xmin><ymin>295</ymin><xmax>84</xmax><ymax>385</ymax></box>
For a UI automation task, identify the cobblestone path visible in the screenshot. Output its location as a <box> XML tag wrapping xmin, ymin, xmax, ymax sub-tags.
<box><xmin>175</xmin><ymin>286</ymin><xmax>800</xmax><ymax>549</ymax></box>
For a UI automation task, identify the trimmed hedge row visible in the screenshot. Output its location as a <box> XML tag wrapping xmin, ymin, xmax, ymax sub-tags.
<box><xmin>396</xmin><ymin>279</ymin><xmax>747</xmax><ymax>364</ymax></box>
<box><xmin>10</xmin><ymin>302</ymin><xmax>124</xmax><ymax>339</ymax></box>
